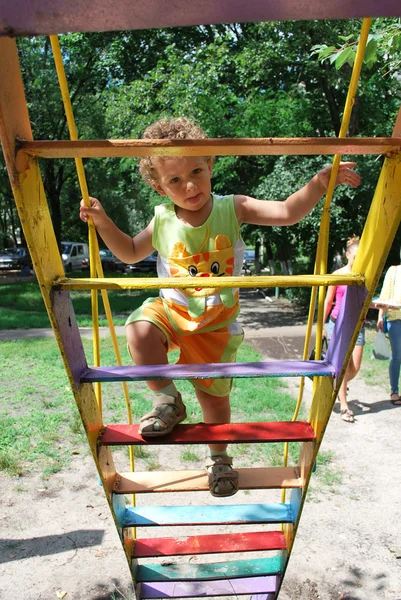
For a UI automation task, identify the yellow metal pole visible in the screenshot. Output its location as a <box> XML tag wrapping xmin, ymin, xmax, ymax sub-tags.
<box><xmin>282</xmin><ymin>18</ymin><xmax>372</xmax><ymax>503</ymax></box>
<box><xmin>49</xmin><ymin>35</ymin><xmax>136</xmax><ymax>511</ymax></box>
<box><xmin>49</xmin><ymin>35</ymin><xmax>102</xmax><ymax>408</ymax></box>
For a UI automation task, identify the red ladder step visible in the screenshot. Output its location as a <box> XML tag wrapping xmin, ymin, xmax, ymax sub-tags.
<box><xmin>133</xmin><ymin>530</ymin><xmax>286</xmax><ymax>558</ymax></box>
<box><xmin>100</xmin><ymin>421</ymin><xmax>315</xmax><ymax>446</ymax></box>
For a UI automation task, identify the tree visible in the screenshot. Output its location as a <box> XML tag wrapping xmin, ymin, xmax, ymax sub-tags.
<box><xmin>1</xmin><ymin>18</ymin><xmax>399</xmax><ymax>271</ymax></box>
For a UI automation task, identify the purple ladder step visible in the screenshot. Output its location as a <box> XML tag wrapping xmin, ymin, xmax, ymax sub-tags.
<box><xmin>100</xmin><ymin>420</ymin><xmax>315</xmax><ymax>446</ymax></box>
<box><xmin>81</xmin><ymin>359</ymin><xmax>335</xmax><ymax>383</ymax></box>
<box><xmin>137</xmin><ymin>575</ymin><xmax>279</xmax><ymax>599</ymax></box>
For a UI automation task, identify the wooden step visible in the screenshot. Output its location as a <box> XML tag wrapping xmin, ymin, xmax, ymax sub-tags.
<box><xmin>133</xmin><ymin>530</ymin><xmax>286</xmax><ymax>558</ymax></box>
<box><xmin>120</xmin><ymin>502</ymin><xmax>294</xmax><ymax>527</ymax></box>
<box><xmin>137</xmin><ymin>575</ymin><xmax>279</xmax><ymax>599</ymax></box>
<box><xmin>134</xmin><ymin>554</ymin><xmax>286</xmax><ymax>582</ymax></box>
<box><xmin>81</xmin><ymin>359</ymin><xmax>335</xmax><ymax>383</ymax></box>
<box><xmin>113</xmin><ymin>466</ymin><xmax>301</xmax><ymax>494</ymax></box>
<box><xmin>101</xmin><ymin>420</ymin><xmax>315</xmax><ymax>446</ymax></box>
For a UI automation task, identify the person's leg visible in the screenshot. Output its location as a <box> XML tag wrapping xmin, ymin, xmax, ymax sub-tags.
<box><xmin>387</xmin><ymin>320</ymin><xmax>401</xmax><ymax>401</ymax></box>
<box><xmin>338</xmin><ymin>344</ymin><xmax>363</xmax><ymax>422</ymax></box>
<box><xmin>195</xmin><ymin>388</ymin><xmax>231</xmax><ymax>453</ymax></box>
<box><xmin>126</xmin><ymin>321</ymin><xmax>186</xmax><ymax>436</ymax></box>
<box><xmin>338</xmin><ymin>376</ymin><xmax>354</xmax><ymax>421</ymax></box>
<box><xmin>325</xmin><ymin>319</ymin><xmax>352</xmax><ymax>418</ymax></box>
<box><xmin>174</xmin><ymin>324</ymin><xmax>243</xmax><ymax>495</ymax></box>
<box><xmin>350</xmin><ymin>343</ymin><xmax>364</xmax><ymax>378</ymax></box>
<box><xmin>195</xmin><ymin>387</ymin><xmax>238</xmax><ymax>497</ymax></box>
<box><xmin>127</xmin><ymin>320</ymin><xmax>170</xmax><ymax>392</ymax></box>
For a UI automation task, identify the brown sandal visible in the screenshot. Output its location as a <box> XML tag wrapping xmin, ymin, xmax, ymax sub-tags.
<box><xmin>138</xmin><ymin>393</ymin><xmax>187</xmax><ymax>437</ymax></box>
<box><xmin>340</xmin><ymin>408</ymin><xmax>355</xmax><ymax>423</ymax></box>
<box><xmin>206</xmin><ymin>455</ymin><xmax>239</xmax><ymax>497</ymax></box>
<box><xmin>390</xmin><ymin>393</ymin><xmax>401</xmax><ymax>406</ymax></box>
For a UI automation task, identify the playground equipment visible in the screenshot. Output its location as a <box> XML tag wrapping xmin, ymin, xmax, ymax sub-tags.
<box><xmin>1</xmin><ymin>3</ymin><xmax>401</xmax><ymax>599</ymax></box>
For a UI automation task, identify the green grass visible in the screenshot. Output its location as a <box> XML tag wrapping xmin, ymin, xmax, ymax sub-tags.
<box><xmin>1</xmin><ymin>284</ymin><xmax>385</xmax><ymax>490</ymax></box>
<box><xmin>0</xmin><ymin>336</ymin><xmax>303</xmax><ymax>478</ymax></box>
<box><xmin>0</xmin><ymin>277</ymin><xmax>158</xmax><ymax>329</ymax></box>
<box><xmin>359</xmin><ymin>325</ymin><xmax>390</xmax><ymax>385</ymax></box>
<box><xmin>307</xmin><ymin>449</ymin><xmax>343</xmax><ymax>501</ymax></box>
<box><xmin>181</xmin><ymin>448</ymin><xmax>201</xmax><ymax>462</ymax></box>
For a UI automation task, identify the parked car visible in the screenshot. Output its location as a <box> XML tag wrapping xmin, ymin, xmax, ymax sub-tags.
<box><xmin>125</xmin><ymin>251</ymin><xmax>158</xmax><ymax>274</ymax></box>
<box><xmin>0</xmin><ymin>247</ymin><xmax>32</xmax><ymax>270</ymax></box>
<box><xmin>99</xmin><ymin>249</ymin><xmax>126</xmax><ymax>272</ymax></box>
<box><xmin>61</xmin><ymin>241</ymin><xmax>89</xmax><ymax>272</ymax></box>
<box><xmin>243</xmin><ymin>248</ymin><xmax>255</xmax><ymax>272</ymax></box>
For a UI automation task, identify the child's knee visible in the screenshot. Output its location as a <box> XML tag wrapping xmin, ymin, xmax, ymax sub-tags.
<box><xmin>126</xmin><ymin>321</ymin><xmax>167</xmax><ymax>351</ymax></box>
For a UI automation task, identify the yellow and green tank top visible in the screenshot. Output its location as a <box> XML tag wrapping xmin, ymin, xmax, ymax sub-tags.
<box><xmin>152</xmin><ymin>194</ymin><xmax>245</xmax><ymax>334</ymax></box>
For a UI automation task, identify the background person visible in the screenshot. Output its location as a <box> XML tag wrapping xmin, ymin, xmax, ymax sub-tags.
<box><xmin>374</xmin><ymin>257</ymin><xmax>401</xmax><ymax>405</ymax></box>
<box><xmin>323</xmin><ymin>236</ymin><xmax>364</xmax><ymax>423</ymax></box>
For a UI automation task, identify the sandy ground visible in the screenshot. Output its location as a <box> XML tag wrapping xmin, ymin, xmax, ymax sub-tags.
<box><xmin>1</xmin><ymin>292</ymin><xmax>401</xmax><ymax>600</ymax></box>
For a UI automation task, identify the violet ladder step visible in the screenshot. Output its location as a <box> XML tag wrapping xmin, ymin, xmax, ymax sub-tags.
<box><xmin>137</xmin><ymin>575</ymin><xmax>280</xmax><ymax>599</ymax></box>
<box><xmin>81</xmin><ymin>359</ymin><xmax>335</xmax><ymax>383</ymax></box>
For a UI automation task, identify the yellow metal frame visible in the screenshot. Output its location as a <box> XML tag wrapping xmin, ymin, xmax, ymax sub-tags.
<box><xmin>0</xmin><ymin>35</ymin><xmax>128</xmax><ymax>560</ymax></box>
<box><xmin>1</xmin><ymin>17</ymin><xmax>401</xmax><ymax>596</ymax></box>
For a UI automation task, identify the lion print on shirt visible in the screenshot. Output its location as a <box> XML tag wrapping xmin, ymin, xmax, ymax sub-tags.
<box><xmin>168</xmin><ymin>229</ymin><xmax>236</xmax><ymax>318</ymax></box>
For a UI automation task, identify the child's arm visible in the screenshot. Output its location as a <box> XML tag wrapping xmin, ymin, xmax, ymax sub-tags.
<box><xmin>234</xmin><ymin>162</ymin><xmax>360</xmax><ymax>226</ymax></box>
<box><xmin>80</xmin><ymin>197</ymin><xmax>155</xmax><ymax>264</ymax></box>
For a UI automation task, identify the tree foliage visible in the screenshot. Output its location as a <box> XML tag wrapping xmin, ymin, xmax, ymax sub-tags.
<box><xmin>0</xmin><ymin>18</ymin><xmax>400</xmax><ymax>275</ymax></box>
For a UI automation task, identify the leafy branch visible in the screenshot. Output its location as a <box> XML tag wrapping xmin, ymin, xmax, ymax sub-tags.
<box><xmin>310</xmin><ymin>22</ymin><xmax>401</xmax><ymax>74</ymax></box>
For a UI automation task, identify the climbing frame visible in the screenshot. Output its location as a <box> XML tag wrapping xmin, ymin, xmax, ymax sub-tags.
<box><xmin>1</xmin><ymin>6</ymin><xmax>401</xmax><ymax>599</ymax></box>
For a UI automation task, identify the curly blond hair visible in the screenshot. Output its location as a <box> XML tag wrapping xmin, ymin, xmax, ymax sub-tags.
<box><xmin>139</xmin><ymin>117</ymin><xmax>208</xmax><ymax>185</ymax></box>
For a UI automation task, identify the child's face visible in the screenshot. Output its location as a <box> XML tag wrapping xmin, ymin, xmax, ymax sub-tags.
<box><xmin>152</xmin><ymin>156</ymin><xmax>213</xmax><ymax>213</ymax></box>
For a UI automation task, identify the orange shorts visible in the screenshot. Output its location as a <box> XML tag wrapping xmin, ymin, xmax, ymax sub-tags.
<box><xmin>125</xmin><ymin>297</ymin><xmax>244</xmax><ymax>396</ymax></box>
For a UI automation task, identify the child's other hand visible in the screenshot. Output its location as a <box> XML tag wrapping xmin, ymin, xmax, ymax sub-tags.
<box><xmin>317</xmin><ymin>162</ymin><xmax>361</xmax><ymax>190</ymax></box>
<box><xmin>79</xmin><ymin>197</ymin><xmax>108</xmax><ymax>228</ymax></box>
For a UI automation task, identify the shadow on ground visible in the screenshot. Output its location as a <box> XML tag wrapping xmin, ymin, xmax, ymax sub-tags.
<box><xmin>0</xmin><ymin>529</ymin><xmax>104</xmax><ymax>563</ymax></box>
<box><xmin>240</xmin><ymin>290</ymin><xmax>307</xmax><ymax>329</ymax></box>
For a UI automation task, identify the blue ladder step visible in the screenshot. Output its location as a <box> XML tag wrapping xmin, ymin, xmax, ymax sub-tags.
<box><xmin>81</xmin><ymin>359</ymin><xmax>335</xmax><ymax>383</ymax></box>
<box><xmin>120</xmin><ymin>502</ymin><xmax>294</xmax><ymax>527</ymax></box>
<box><xmin>101</xmin><ymin>420</ymin><xmax>315</xmax><ymax>446</ymax></box>
<box><xmin>134</xmin><ymin>553</ymin><xmax>287</xmax><ymax>582</ymax></box>
<box><xmin>137</xmin><ymin>575</ymin><xmax>280</xmax><ymax>599</ymax></box>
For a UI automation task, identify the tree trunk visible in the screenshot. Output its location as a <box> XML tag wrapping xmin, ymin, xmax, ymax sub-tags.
<box><xmin>44</xmin><ymin>162</ymin><xmax>62</xmax><ymax>247</ymax></box>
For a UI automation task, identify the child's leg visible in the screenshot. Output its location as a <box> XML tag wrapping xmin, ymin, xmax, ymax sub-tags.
<box><xmin>196</xmin><ymin>388</ymin><xmax>238</xmax><ymax>497</ymax></box>
<box><xmin>195</xmin><ymin>388</ymin><xmax>231</xmax><ymax>452</ymax></box>
<box><xmin>126</xmin><ymin>321</ymin><xmax>186</xmax><ymax>436</ymax></box>
<box><xmin>127</xmin><ymin>320</ymin><xmax>170</xmax><ymax>392</ymax></box>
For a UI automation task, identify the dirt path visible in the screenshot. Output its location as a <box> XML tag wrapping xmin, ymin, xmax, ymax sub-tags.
<box><xmin>1</xmin><ymin>293</ymin><xmax>400</xmax><ymax>599</ymax></box>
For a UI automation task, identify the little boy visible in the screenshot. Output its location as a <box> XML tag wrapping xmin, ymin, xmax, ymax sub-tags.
<box><xmin>80</xmin><ymin>116</ymin><xmax>360</xmax><ymax>497</ymax></box>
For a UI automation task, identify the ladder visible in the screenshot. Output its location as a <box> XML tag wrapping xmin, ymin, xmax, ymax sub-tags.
<box><xmin>1</xmin><ymin>12</ymin><xmax>401</xmax><ymax>599</ymax></box>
